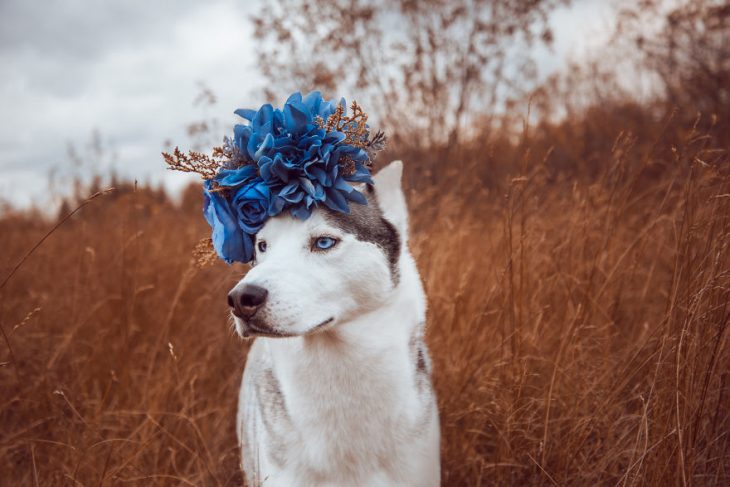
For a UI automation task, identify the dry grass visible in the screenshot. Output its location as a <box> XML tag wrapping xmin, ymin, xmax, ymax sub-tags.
<box><xmin>1</xmin><ymin>114</ymin><xmax>729</xmax><ymax>485</ymax></box>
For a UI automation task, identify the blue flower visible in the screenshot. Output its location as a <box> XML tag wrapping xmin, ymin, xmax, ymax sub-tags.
<box><xmin>232</xmin><ymin>179</ymin><xmax>272</xmax><ymax>234</ymax></box>
<box><xmin>203</xmin><ymin>180</ymin><xmax>254</xmax><ymax>264</ymax></box>
<box><xmin>200</xmin><ymin>90</ymin><xmax>383</xmax><ymax>264</ymax></box>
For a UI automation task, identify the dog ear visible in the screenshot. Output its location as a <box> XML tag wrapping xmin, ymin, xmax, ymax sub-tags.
<box><xmin>372</xmin><ymin>160</ymin><xmax>408</xmax><ymax>240</ymax></box>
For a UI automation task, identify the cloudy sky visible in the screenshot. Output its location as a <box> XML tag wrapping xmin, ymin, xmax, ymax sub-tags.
<box><xmin>0</xmin><ymin>0</ymin><xmax>613</xmax><ymax>210</ymax></box>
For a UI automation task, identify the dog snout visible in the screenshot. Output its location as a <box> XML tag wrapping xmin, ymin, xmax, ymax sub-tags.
<box><xmin>228</xmin><ymin>284</ymin><xmax>268</xmax><ymax>319</ymax></box>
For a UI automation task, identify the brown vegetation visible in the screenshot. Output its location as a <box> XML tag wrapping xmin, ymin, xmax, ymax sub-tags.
<box><xmin>1</xmin><ymin>102</ymin><xmax>728</xmax><ymax>484</ymax></box>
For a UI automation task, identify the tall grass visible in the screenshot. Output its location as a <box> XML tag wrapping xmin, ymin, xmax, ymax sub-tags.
<box><xmin>1</xmin><ymin>110</ymin><xmax>728</xmax><ymax>485</ymax></box>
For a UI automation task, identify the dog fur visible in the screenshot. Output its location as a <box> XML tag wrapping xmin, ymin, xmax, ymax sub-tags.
<box><xmin>230</xmin><ymin>161</ymin><xmax>440</xmax><ymax>486</ymax></box>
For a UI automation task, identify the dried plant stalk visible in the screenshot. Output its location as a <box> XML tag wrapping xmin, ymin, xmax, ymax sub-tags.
<box><xmin>192</xmin><ymin>238</ymin><xmax>218</xmax><ymax>268</ymax></box>
<box><xmin>162</xmin><ymin>147</ymin><xmax>221</xmax><ymax>179</ymax></box>
<box><xmin>316</xmin><ymin>100</ymin><xmax>386</xmax><ymax>171</ymax></box>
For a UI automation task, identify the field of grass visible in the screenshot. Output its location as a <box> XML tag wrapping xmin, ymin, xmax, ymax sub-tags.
<box><xmin>1</xmin><ymin>112</ymin><xmax>728</xmax><ymax>485</ymax></box>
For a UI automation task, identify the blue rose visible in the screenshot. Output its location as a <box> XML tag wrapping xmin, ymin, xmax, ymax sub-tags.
<box><xmin>203</xmin><ymin>180</ymin><xmax>254</xmax><ymax>264</ymax></box>
<box><xmin>232</xmin><ymin>179</ymin><xmax>272</xmax><ymax>234</ymax></box>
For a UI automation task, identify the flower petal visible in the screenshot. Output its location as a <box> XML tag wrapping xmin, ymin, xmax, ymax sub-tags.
<box><xmin>254</xmin><ymin>133</ymin><xmax>274</xmax><ymax>161</ymax></box>
<box><xmin>216</xmin><ymin>165</ymin><xmax>258</xmax><ymax>187</ymax></box>
<box><xmin>323</xmin><ymin>188</ymin><xmax>349</xmax><ymax>213</ymax></box>
<box><xmin>290</xmin><ymin>204</ymin><xmax>312</xmax><ymax>220</ymax></box>
<box><xmin>344</xmin><ymin>187</ymin><xmax>367</xmax><ymax>205</ymax></box>
<box><xmin>286</xmin><ymin>91</ymin><xmax>303</xmax><ymax>104</ymax></box>
<box><xmin>303</xmin><ymin>91</ymin><xmax>323</xmax><ymax>114</ymax></box>
<box><xmin>252</xmin><ymin>104</ymin><xmax>274</xmax><ymax>130</ymax></box>
<box><xmin>284</xmin><ymin>101</ymin><xmax>310</xmax><ymax>133</ymax></box>
<box><xmin>234</xmin><ymin>108</ymin><xmax>257</xmax><ymax>121</ymax></box>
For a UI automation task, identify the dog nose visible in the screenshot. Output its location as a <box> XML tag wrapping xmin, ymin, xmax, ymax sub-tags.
<box><xmin>228</xmin><ymin>284</ymin><xmax>268</xmax><ymax>319</ymax></box>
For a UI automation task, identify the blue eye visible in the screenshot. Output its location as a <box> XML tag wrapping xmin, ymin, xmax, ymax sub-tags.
<box><xmin>313</xmin><ymin>236</ymin><xmax>338</xmax><ymax>251</ymax></box>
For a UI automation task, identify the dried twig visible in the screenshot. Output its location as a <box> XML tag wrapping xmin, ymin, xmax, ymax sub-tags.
<box><xmin>192</xmin><ymin>238</ymin><xmax>218</xmax><ymax>268</ymax></box>
<box><xmin>162</xmin><ymin>147</ymin><xmax>221</xmax><ymax>179</ymax></box>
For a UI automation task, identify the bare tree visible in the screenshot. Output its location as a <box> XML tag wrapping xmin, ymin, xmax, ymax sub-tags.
<box><xmin>617</xmin><ymin>0</ymin><xmax>730</xmax><ymax>126</ymax></box>
<box><xmin>252</xmin><ymin>0</ymin><xmax>567</xmax><ymax>150</ymax></box>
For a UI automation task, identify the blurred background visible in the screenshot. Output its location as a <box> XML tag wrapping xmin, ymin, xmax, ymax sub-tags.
<box><xmin>1</xmin><ymin>0</ymin><xmax>728</xmax><ymax>485</ymax></box>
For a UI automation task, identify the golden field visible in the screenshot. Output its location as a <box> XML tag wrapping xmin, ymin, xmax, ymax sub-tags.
<box><xmin>1</xmin><ymin>103</ymin><xmax>728</xmax><ymax>486</ymax></box>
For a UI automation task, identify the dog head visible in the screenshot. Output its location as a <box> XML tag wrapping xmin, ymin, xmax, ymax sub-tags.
<box><xmin>228</xmin><ymin>160</ymin><xmax>409</xmax><ymax>337</ymax></box>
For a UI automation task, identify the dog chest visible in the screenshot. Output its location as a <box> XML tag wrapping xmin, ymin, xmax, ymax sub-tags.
<box><xmin>264</xmin><ymin>338</ymin><xmax>427</xmax><ymax>478</ymax></box>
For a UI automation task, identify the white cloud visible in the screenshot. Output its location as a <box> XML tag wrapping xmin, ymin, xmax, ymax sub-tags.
<box><xmin>0</xmin><ymin>0</ymin><xmax>263</xmax><ymax>209</ymax></box>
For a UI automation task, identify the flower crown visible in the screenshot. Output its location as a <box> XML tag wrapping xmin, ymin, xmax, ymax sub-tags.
<box><xmin>163</xmin><ymin>91</ymin><xmax>386</xmax><ymax>264</ymax></box>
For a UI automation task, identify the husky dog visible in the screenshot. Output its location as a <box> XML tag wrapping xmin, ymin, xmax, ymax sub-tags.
<box><xmin>228</xmin><ymin>161</ymin><xmax>440</xmax><ymax>486</ymax></box>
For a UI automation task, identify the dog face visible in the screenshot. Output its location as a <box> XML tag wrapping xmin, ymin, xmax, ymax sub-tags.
<box><xmin>228</xmin><ymin>161</ymin><xmax>409</xmax><ymax>338</ymax></box>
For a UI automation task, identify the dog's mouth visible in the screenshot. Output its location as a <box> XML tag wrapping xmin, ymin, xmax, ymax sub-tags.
<box><xmin>310</xmin><ymin>317</ymin><xmax>335</xmax><ymax>332</ymax></box>
<box><xmin>237</xmin><ymin>317</ymin><xmax>334</xmax><ymax>339</ymax></box>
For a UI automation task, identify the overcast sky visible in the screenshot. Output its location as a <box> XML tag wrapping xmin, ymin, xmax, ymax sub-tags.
<box><xmin>0</xmin><ymin>0</ymin><xmax>613</xmax><ymax>211</ymax></box>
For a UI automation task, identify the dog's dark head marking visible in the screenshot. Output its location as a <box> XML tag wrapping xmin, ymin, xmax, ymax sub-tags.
<box><xmin>323</xmin><ymin>189</ymin><xmax>401</xmax><ymax>284</ymax></box>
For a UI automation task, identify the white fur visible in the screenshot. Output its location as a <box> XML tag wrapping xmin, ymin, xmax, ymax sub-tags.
<box><xmin>233</xmin><ymin>161</ymin><xmax>440</xmax><ymax>486</ymax></box>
